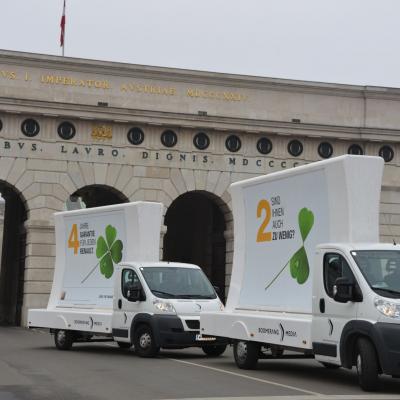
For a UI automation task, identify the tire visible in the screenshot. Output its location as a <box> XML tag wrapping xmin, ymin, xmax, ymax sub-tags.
<box><xmin>202</xmin><ymin>344</ymin><xmax>227</xmax><ymax>357</ymax></box>
<box><xmin>356</xmin><ymin>337</ymin><xmax>380</xmax><ymax>391</ymax></box>
<box><xmin>320</xmin><ymin>362</ymin><xmax>340</xmax><ymax>369</ymax></box>
<box><xmin>134</xmin><ymin>325</ymin><xmax>160</xmax><ymax>358</ymax></box>
<box><xmin>54</xmin><ymin>329</ymin><xmax>74</xmax><ymax>350</ymax></box>
<box><xmin>117</xmin><ymin>341</ymin><xmax>132</xmax><ymax>349</ymax></box>
<box><xmin>233</xmin><ymin>340</ymin><xmax>260</xmax><ymax>369</ymax></box>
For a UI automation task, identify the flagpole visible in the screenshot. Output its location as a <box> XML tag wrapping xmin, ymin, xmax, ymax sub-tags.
<box><xmin>63</xmin><ymin>0</ymin><xmax>65</xmax><ymax>56</ymax></box>
<box><xmin>60</xmin><ymin>0</ymin><xmax>66</xmax><ymax>56</ymax></box>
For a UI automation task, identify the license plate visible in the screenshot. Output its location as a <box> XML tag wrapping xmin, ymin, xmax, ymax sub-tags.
<box><xmin>195</xmin><ymin>334</ymin><xmax>216</xmax><ymax>341</ymax></box>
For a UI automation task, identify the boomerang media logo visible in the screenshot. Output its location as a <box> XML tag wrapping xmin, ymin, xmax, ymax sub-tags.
<box><xmin>279</xmin><ymin>323</ymin><xmax>285</xmax><ymax>341</ymax></box>
<box><xmin>279</xmin><ymin>324</ymin><xmax>298</xmax><ymax>341</ymax></box>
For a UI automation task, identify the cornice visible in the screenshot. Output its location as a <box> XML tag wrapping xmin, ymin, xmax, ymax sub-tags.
<box><xmin>0</xmin><ymin>96</ymin><xmax>399</xmax><ymax>142</ymax></box>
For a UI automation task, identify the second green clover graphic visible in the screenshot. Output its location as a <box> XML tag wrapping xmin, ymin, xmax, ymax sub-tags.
<box><xmin>265</xmin><ymin>208</ymin><xmax>314</xmax><ymax>290</ymax></box>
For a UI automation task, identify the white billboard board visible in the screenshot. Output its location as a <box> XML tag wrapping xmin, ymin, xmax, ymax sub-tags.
<box><xmin>226</xmin><ymin>155</ymin><xmax>384</xmax><ymax>314</ymax></box>
<box><xmin>239</xmin><ymin>169</ymin><xmax>329</xmax><ymax>312</ymax></box>
<box><xmin>47</xmin><ymin>202</ymin><xmax>163</xmax><ymax>309</ymax></box>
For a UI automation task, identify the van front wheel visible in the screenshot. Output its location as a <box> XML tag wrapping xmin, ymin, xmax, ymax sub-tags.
<box><xmin>233</xmin><ymin>340</ymin><xmax>260</xmax><ymax>369</ymax></box>
<box><xmin>202</xmin><ymin>344</ymin><xmax>227</xmax><ymax>357</ymax></box>
<box><xmin>356</xmin><ymin>337</ymin><xmax>380</xmax><ymax>391</ymax></box>
<box><xmin>54</xmin><ymin>329</ymin><xmax>74</xmax><ymax>350</ymax></box>
<box><xmin>320</xmin><ymin>362</ymin><xmax>340</xmax><ymax>369</ymax></box>
<box><xmin>134</xmin><ymin>325</ymin><xmax>160</xmax><ymax>358</ymax></box>
<box><xmin>117</xmin><ymin>342</ymin><xmax>132</xmax><ymax>349</ymax></box>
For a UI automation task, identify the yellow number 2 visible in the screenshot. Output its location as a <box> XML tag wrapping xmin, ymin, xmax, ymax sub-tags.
<box><xmin>68</xmin><ymin>223</ymin><xmax>80</xmax><ymax>255</ymax></box>
<box><xmin>256</xmin><ymin>200</ymin><xmax>272</xmax><ymax>242</ymax></box>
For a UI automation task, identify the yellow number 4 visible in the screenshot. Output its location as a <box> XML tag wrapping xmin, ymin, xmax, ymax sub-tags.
<box><xmin>68</xmin><ymin>224</ymin><xmax>79</xmax><ymax>255</ymax></box>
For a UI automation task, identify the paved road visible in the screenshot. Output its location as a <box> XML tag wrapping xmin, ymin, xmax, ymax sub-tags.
<box><xmin>0</xmin><ymin>327</ymin><xmax>400</xmax><ymax>400</ymax></box>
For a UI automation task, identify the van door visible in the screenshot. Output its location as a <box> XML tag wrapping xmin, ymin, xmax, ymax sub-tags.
<box><xmin>312</xmin><ymin>250</ymin><xmax>361</xmax><ymax>365</ymax></box>
<box><xmin>112</xmin><ymin>267</ymin><xmax>147</xmax><ymax>343</ymax></box>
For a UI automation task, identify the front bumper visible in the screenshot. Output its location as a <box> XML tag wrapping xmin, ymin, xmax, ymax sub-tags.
<box><xmin>151</xmin><ymin>315</ymin><xmax>228</xmax><ymax>349</ymax></box>
<box><xmin>374</xmin><ymin>322</ymin><xmax>400</xmax><ymax>376</ymax></box>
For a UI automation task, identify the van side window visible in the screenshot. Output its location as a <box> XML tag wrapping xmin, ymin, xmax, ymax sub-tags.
<box><xmin>323</xmin><ymin>253</ymin><xmax>356</xmax><ymax>298</ymax></box>
<box><xmin>121</xmin><ymin>269</ymin><xmax>141</xmax><ymax>299</ymax></box>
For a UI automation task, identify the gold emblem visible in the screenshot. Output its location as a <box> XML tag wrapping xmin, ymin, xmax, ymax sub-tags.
<box><xmin>91</xmin><ymin>125</ymin><xmax>112</xmax><ymax>140</ymax></box>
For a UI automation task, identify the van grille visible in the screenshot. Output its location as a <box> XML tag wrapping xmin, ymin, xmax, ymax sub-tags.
<box><xmin>186</xmin><ymin>320</ymin><xmax>200</xmax><ymax>329</ymax></box>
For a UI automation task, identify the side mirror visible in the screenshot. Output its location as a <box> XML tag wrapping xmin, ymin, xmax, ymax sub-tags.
<box><xmin>333</xmin><ymin>277</ymin><xmax>354</xmax><ymax>303</ymax></box>
<box><xmin>127</xmin><ymin>285</ymin><xmax>141</xmax><ymax>302</ymax></box>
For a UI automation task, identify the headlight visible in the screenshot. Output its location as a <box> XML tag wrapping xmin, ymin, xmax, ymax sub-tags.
<box><xmin>153</xmin><ymin>300</ymin><xmax>176</xmax><ymax>313</ymax></box>
<box><xmin>374</xmin><ymin>298</ymin><xmax>400</xmax><ymax>318</ymax></box>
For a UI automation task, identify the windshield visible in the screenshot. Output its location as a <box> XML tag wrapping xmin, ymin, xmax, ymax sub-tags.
<box><xmin>351</xmin><ymin>250</ymin><xmax>400</xmax><ymax>298</ymax></box>
<box><xmin>140</xmin><ymin>267</ymin><xmax>217</xmax><ymax>299</ymax></box>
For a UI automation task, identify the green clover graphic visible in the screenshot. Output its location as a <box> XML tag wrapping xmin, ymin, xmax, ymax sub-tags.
<box><xmin>81</xmin><ymin>225</ymin><xmax>123</xmax><ymax>283</ymax></box>
<box><xmin>265</xmin><ymin>208</ymin><xmax>314</xmax><ymax>290</ymax></box>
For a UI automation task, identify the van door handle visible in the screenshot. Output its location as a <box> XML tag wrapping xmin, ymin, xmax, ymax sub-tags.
<box><xmin>118</xmin><ymin>299</ymin><xmax>122</xmax><ymax>309</ymax></box>
<box><xmin>319</xmin><ymin>298</ymin><xmax>325</xmax><ymax>313</ymax></box>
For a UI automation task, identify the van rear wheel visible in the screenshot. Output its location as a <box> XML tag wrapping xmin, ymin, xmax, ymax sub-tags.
<box><xmin>233</xmin><ymin>340</ymin><xmax>260</xmax><ymax>369</ymax></box>
<box><xmin>54</xmin><ymin>329</ymin><xmax>74</xmax><ymax>350</ymax></box>
<box><xmin>356</xmin><ymin>337</ymin><xmax>380</xmax><ymax>391</ymax></box>
<box><xmin>134</xmin><ymin>325</ymin><xmax>160</xmax><ymax>358</ymax></box>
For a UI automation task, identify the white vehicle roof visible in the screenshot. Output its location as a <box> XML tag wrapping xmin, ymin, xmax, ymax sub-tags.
<box><xmin>317</xmin><ymin>243</ymin><xmax>400</xmax><ymax>252</ymax></box>
<box><xmin>120</xmin><ymin>261</ymin><xmax>201</xmax><ymax>270</ymax></box>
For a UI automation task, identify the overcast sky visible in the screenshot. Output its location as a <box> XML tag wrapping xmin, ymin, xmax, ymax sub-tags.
<box><xmin>1</xmin><ymin>0</ymin><xmax>399</xmax><ymax>88</ymax></box>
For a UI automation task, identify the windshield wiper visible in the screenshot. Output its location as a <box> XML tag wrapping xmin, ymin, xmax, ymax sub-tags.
<box><xmin>371</xmin><ymin>287</ymin><xmax>400</xmax><ymax>296</ymax></box>
<box><xmin>176</xmin><ymin>294</ymin><xmax>215</xmax><ymax>299</ymax></box>
<box><xmin>151</xmin><ymin>290</ymin><xmax>176</xmax><ymax>298</ymax></box>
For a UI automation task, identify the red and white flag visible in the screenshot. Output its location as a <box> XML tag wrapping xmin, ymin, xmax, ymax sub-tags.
<box><xmin>60</xmin><ymin>0</ymin><xmax>66</xmax><ymax>50</ymax></box>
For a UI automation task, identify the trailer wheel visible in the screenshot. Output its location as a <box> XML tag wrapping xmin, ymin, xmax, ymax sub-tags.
<box><xmin>54</xmin><ymin>329</ymin><xmax>74</xmax><ymax>350</ymax></box>
<box><xmin>134</xmin><ymin>325</ymin><xmax>160</xmax><ymax>357</ymax></box>
<box><xmin>270</xmin><ymin>345</ymin><xmax>284</xmax><ymax>358</ymax></box>
<box><xmin>202</xmin><ymin>344</ymin><xmax>227</xmax><ymax>357</ymax></box>
<box><xmin>356</xmin><ymin>337</ymin><xmax>380</xmax><ymax>391</ymax></box>
<box><xmin>233</xmin><ymin>340</ymin><xmax>260</xmax><ymax>369</ymax></box>
<box><xmin>117</xmin><ymin>342</ymin><xmax>132</xmax><ymax>349</ymax></box>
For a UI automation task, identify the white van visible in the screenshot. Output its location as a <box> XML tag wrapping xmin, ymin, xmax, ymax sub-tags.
<box><xmin>201</xmin><ymin>155</ymin><xmax>400</xmax><ymax>390</ymax></box>
<box><xmin>28</xmin><ymin>202</ymin><xmax>226</xmax><ymax>357</ymax></box>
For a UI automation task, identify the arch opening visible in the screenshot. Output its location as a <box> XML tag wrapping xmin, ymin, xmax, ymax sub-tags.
<box><xmin>163</xmin><ymin>191</ymin><xmax>227</xmax><ymax>300</ymax></box>
<box><xmin>0</xmin><ymin>182</ymin><xmax>27</xmax><ymax>325</ymax></box>
<box><xmin>72</xmin><ymin>185</ymin><xmax>128</xmax><ymax>208</ymax></box>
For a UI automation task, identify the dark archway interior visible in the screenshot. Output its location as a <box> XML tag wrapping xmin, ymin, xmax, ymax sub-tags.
<box><xmin>163</xmin><ymin>192</ymin><xmax>226</xmax><ymax>300</ymax></box>
<box><xmin>73</xmin><ymin>185</ymin><xmax>128</xmax><ymax>208</ymax></box>
<box><xmin>0</xmin><ymin>183</ymin><xmax>27</xmax><ymax>325</ymax></box>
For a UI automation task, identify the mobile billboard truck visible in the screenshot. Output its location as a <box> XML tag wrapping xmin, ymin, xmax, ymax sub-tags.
<box><xmin>28</xmin><ymin>201</ymin><xmax>226</xmax><ymax>357</ymax></box>
<box><xmin>200</xmin><ymin>155</ymin><xmax>400</xmax><ymax>391</ymax></box>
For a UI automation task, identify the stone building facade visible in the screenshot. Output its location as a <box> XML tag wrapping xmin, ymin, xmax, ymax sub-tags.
<box><xmin>0</xmin><ymin>50</ymin><xmax>399</xmax><ymax>325</ymax></box>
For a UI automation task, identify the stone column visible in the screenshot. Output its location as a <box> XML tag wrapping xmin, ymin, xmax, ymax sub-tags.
<box><xmin>21</xmin><ymin>218</ymin><xmax>56</xmax><ymax>326</ymax></box>
<box><xmin>159</xmin><ymin>224</ymin><xmax>167</xmax><ymax>260</ymax></box>
<box><xmin>224</xmin><ymin>228</ymin><xmax>234</xmax><ymax>297</ymax></box>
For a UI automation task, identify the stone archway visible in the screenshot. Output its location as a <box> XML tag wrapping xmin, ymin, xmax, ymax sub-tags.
<box><xmin>72</xmin><ymin>184</ymin><xmax>129</xmax><ymax>208</ymax></box>
<box><xmin>163</xmin><ymin>191</ymin><xmax>227</xmax><ymax>300</ymax></box>
<box><xmin>0</xmin><ymin>182</ymin><xmax>27</xmax><ymax>325</ymax></box>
